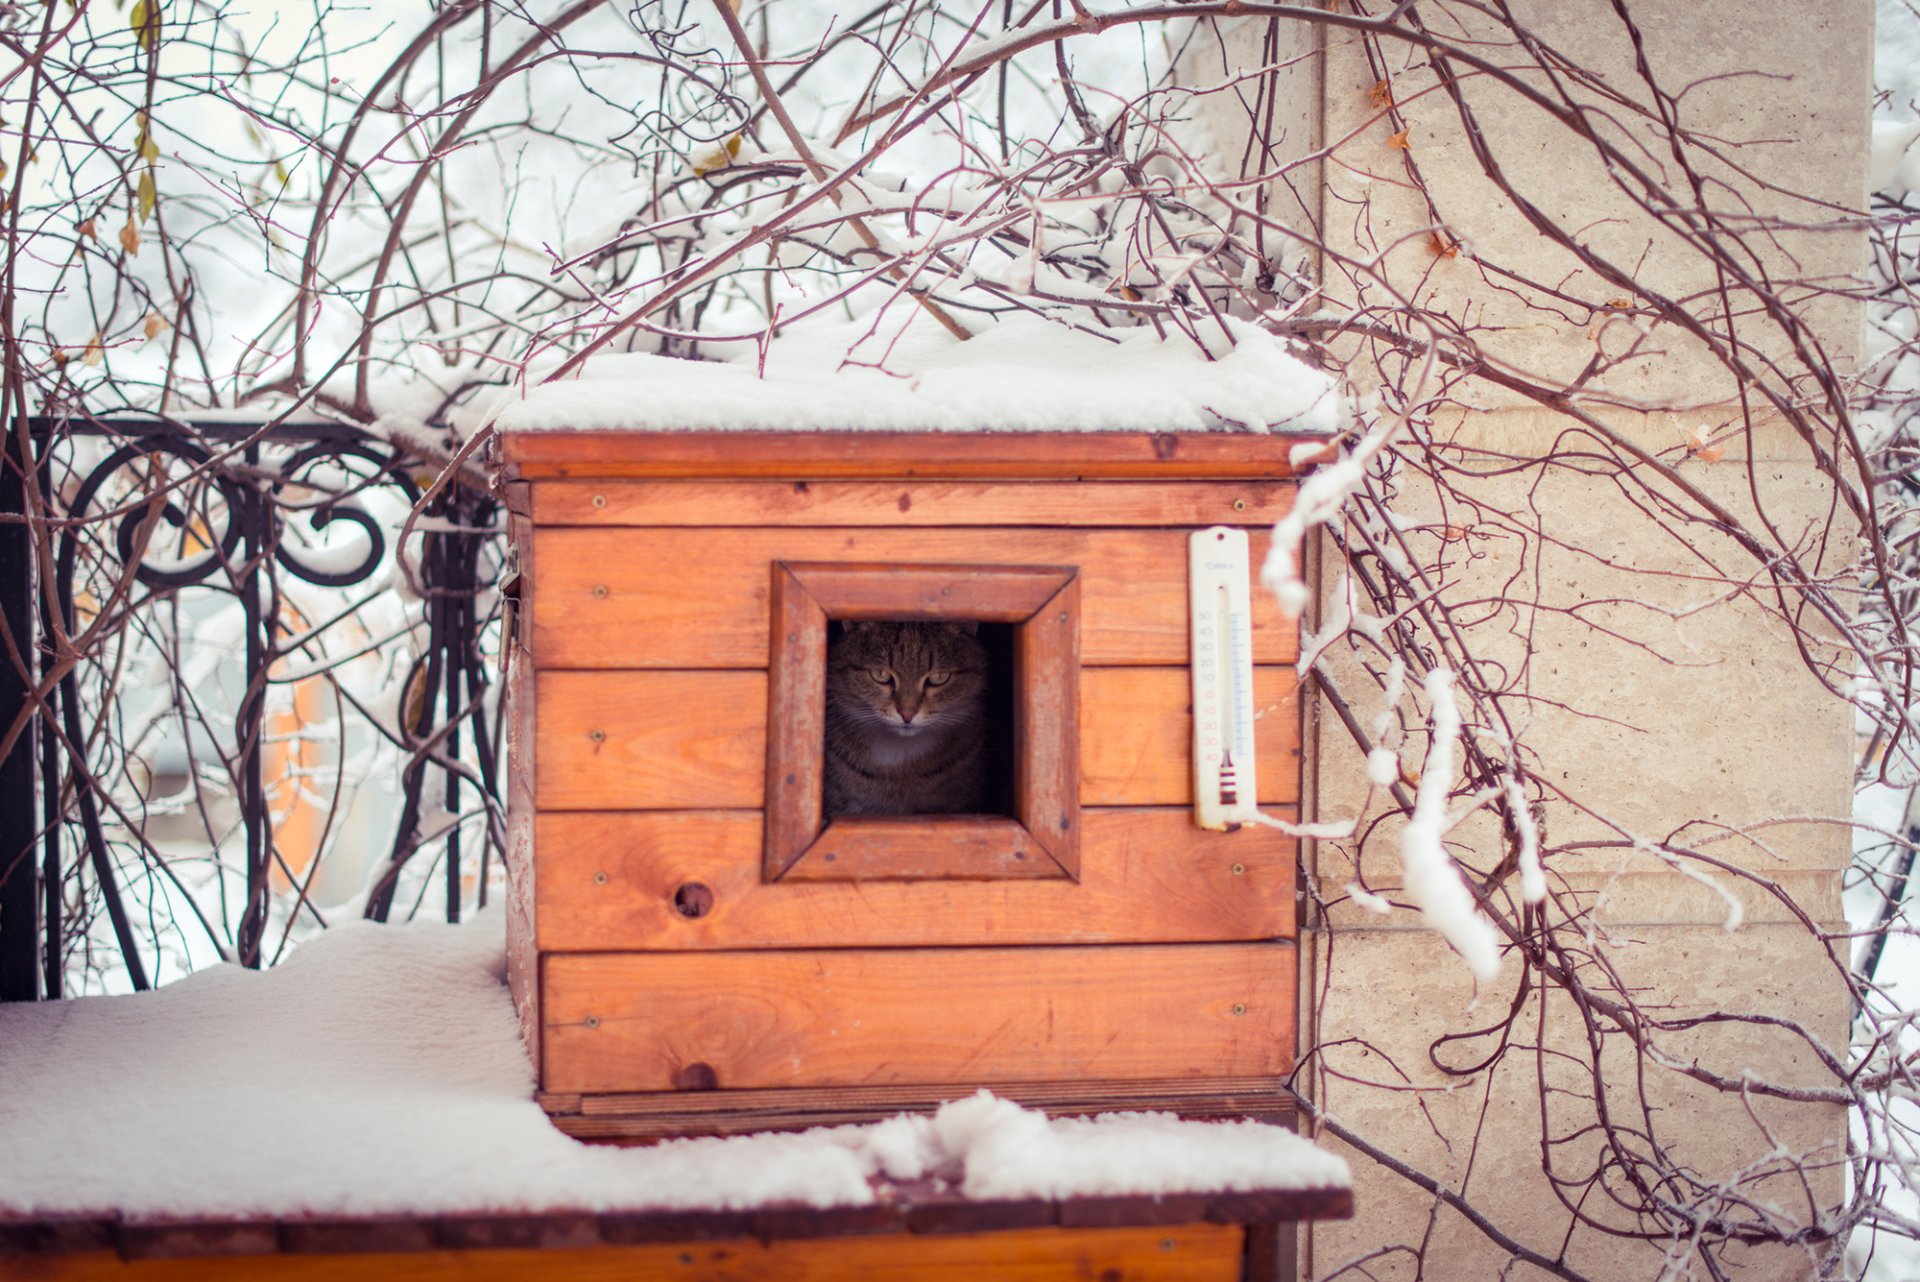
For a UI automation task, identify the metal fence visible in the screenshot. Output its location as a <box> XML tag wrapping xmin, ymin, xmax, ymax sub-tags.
<box><xmin>0</xmin><ymin>415</ymin><xmax>503</xmax><ymax>1000</ymax></box>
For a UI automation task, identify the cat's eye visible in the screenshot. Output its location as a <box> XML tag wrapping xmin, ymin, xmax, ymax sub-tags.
<box><xmin>925</xmin><ymin>671</ymin><xmax>951</xmax><ymax>687</ymax></box>
<box><xmin>869</xmin><ymin>668</ymin><xmax>894</xmax><ymax>685</ymax></box>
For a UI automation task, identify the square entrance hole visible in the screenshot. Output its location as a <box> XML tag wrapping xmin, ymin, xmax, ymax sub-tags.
<box><xmin>820</xmin><ymin>618</ymin><xmax>1017</xmax><ymax>820</ymax></box>
<box><xmin>764</xmin><ymin>561</ymin><xmax>1081</xmax><ymax>883</ymax></box>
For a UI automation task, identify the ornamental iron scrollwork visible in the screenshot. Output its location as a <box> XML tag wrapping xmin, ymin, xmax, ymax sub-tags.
<box><xmin>3</xmin><ymin>418</ymin><xmax>502</xmax><ymax>998</ymax></box>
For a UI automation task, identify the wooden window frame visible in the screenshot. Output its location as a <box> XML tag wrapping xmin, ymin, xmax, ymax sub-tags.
<box><xmin>764</xmin><ymin>561</ymin><xmax>1080</xmax><ymax>883</ymax></box>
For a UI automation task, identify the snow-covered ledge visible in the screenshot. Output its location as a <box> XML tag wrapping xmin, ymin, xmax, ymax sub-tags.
<box><xmin>449</xmin><ymin>314</ymin><xmax>1345</xmax><ymax>437</ymax></box>
<box><xmin>0</xmin><ymin>916</ymin><xmax>1348</xmax><ymax>1239</ymax></box>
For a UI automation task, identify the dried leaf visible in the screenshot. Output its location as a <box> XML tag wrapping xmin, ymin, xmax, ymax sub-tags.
<box><xmin>137</xmin><ymin>170</ymin><xmax>156</xmax><ymax>222</ymax></box>
<box><xmin>1368</xmin><ymin>79</ymin><xmax>1393</xmax><ymax>110</ymax></box>
<box><xmin>1605</xmin><ymin>297</ymin><xmax>1633</xmax><ymax>310</ymax></box>
<box><xmin>692</xmin><ymin>132</ymin><xmax>743</xmax><ymax>177</ymax></box>
<box><xmin>142</xmin><ymin>311</ymin><xmax>169</xmax><ymax>340</ymax></box>
<box><xmin>130</xmin><ymin>0</ymin><xmax>159</xmax><ymax>50</ymax></box>
<box><xmin>1687</xmin><ymin>424</ymin><xmax>1725</xmax><ymax>463</ymax></box>
<box><xmin>119</xmin><ymin>215</ymin><xmax>140</xmax><ymax>256</ymax></box>
<box><xmin>77</xmin><ymin>218</ymin><xmax>98</xmax><ymax>241</ymax></box>
<box><xmin>1427</xmin><ymin>231</ymin><xmax>1460</xmax><ymax>259</ymax></box>
<box><xmin>1388</xmin><ymin>128</ymin><xmax>1411</xmax><ymax>150</ymax></box>
<box><xmin>82</xmin><ymin>333</ymin><xmax>104</xmax><ymax>367</ymax></box>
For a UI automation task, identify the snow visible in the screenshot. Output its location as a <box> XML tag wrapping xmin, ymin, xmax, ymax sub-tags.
<box><xmin>1399</xmin><ymin>667</ymin><xmax>1504</xmax><ymax>984</ymax></box>
<box><xmin>458</xmin><ymin>313</ymin><xmax>1343</xmax><ymax>436</ymax></box>
<box><xmin>1870</xmin><ymin>120</ymin><xmax>1920</xmax><ymax>194</ymax></box>
<box><xmin>0</xmin><ymin>913</ymin><xmax>1348</xmax><ymax>1222</ymax></box>
<box><xmin>1263</xmin><ymin>414</ymin><xmax>1400</xmax><ymax>617</ymax></box>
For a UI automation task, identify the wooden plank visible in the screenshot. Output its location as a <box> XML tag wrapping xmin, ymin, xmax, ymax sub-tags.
<box><xmin>561</xmin><ymin>1075</ymin><xmax>1300</xmax><ymax>1118</ymax></box>
<box><xmin>116</xmin><ymin>1221</ymin><xmax>280</xmax><ymax>1260</ymax></box>
<box><xmin>535</xmin><ymin>672</ymin><xmax>768</xmax><ymax>811</ymax></box>
<box><xmin>534</xmin><ymin>668</ymin><xmax>1299</xmax><ymax>811</ymax></box>
<box><xmin>503</xmin><ymin>513</ymin><xmax>540</xmax><ymax>1082</ymax></box>
<box><xmin>549</xmin><ymin>1084</ymin><xmax>1298</xmax><ymax>1142</ymax></box>
<box><xmin>10</xmin><ymin>1225</ymin><xmax>1247</xmax><ymax>1280</ymax></box>
<box><xmin>781</xmin><ymin>815</ymin><xmax>1067</xmax><ymax>882</ymax></box>
<box><xmin>1081</xmin><ymin>667</ymin><xmax>1300</xmax><ymax>808</ymax></box>
<box><xmin>1018</xmin><ymin>578</ymin><xmax>1079</xmax><ymax>877</ymax></box>
<box><xmin>534</xmin><ymin>479</ymin><xmax>1296</xmax><ymax>527</ymax></box>
<box><xmin>534</xmin><ymin>808</ymin><xmax>1293</xmax><ymax>948</ymax></box>
<box><xmin>527</xmin><ymin>528</ymin><xmax>1298</xmax><ymax>669</ymax></box>
<box><xmin>542</xmin><ymin>943</ymin><xmax>1295</xmax><ymax>1093</ymax></box>
<box><xmin>762</xmin><ymin>566</ymin><xmax>826</xmax><ymax>879</ymax></box>
<box><xmin>499</xmin><ymin>427</ymin><xmax>1318</xmax><ymax>480</ymax></box>
<box><xmin>789</xmin><ymin>561</ymin><xmax>1074</xmax><ymax>620</ymax></box>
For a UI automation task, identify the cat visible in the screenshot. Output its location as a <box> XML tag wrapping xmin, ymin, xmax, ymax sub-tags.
<box><xmin>823</xmin><ymin>620</ymin><xmax>991</xmax><ymax>816</ymax></box>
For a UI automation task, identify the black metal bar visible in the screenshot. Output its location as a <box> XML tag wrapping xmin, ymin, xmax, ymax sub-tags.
<box><xmin>444</xmin><ymin>519</ymin><xmax>463</xmax><ymax>924</ymax></box>
<box><xmin>238</xmin><ymin>445</ymin><xmax>268</xmax><ymax>968</ymax></box>
<box><xmin>57</xmin><ymin>668</ymin><xmax>149</xmax><ymax>991</ymax></box>
<box><xmin>39</xmin><ymin>547</ymin><xmax>62</xmax><ymax>1000</ymax></box>
<box><xmin>0</xmin><ymin>418</ymin><xmax>39</xmax><ymax>1001</ymax></box>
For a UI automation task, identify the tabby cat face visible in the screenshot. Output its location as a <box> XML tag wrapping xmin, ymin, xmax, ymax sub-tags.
<box><xmin>827</xmin><ymin>620</ymin><xmax>988</xmax><ymax>735</ymax></box>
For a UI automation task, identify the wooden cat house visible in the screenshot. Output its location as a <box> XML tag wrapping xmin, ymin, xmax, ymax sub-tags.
<box><xmin>496</xmin><ymin>429</ymin><xmax>1320</xmax><ymax>1141</ymax></box>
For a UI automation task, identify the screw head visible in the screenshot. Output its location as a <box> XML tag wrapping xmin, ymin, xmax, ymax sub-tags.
<box><xmin>591</xmin><ymin>494</ymin><xmax>608</xmax><ymax>509</ymax></box>
<box><xmin>585</xmin><ymin>1015</ymin><xmax>600</xmax><ymax>1029</ymax></box>
<box><xmin>591</xmin><ymin>584</ymin><xmax>609</xmax><ymax>599</ymax></box>
<box><xmin>1232</xmin><ymin>1002</ymin><xmax>1247</xmax><ymax>1016</ymax></box>
<box><xmin>1232</xmin><ymin>862</ymin><xmax>1246</xmax><ymax>875</ymax></box>
<box><xmin>593</xmin><ymin>871</ymin><xmax>608</xmax><ymax>885</ymax></box>
<box><xmin>1233</xmin><ymin>498</ymin><xmax>1248</xmax><ymax>511</ymax></box>
<box><xmin>588</xmin><ymin>729</ymin><xmax>606</xmax><ymax>743</ymax></box>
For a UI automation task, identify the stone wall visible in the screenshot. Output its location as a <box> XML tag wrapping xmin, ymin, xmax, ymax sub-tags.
<box><xmin>1186</xmin><ymin>3</ymin><xmax>1870</xmax><ymax>1275</ymax></box>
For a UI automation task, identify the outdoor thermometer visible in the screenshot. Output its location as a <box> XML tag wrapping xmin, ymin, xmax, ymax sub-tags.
<box><xmin>1189</xmin><ymin>526</ymin><xmax>1259</xmax><ymax>830</ymax></box>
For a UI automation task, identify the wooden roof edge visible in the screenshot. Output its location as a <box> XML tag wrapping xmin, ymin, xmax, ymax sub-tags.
<box><xmin>0</xmin><ymin>1185</ymin><xmax>1354</xmax><ymax>1259</ymax></box>
<box><xmin>493</xmin><ymin>429</ymin><xmax>1342</xmax><ymax>481</ymax></box>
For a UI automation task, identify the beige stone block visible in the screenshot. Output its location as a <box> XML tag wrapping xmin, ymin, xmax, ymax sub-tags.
<box><xmin>1180</xmin><ymin>16</ymin><xmax>1325</xmax><ymax>274</ymax></box>
<box><xmin>1307</xmin><ymin>924</ymin><xmax>1848</xmax><ymax>1280</ymax></box>
<box><xmin>1304</xmin><ymin>407</ymin><xmax>1857</xmax><ymax>920</ymax></box>
<box><xmin>1311</xmin><ymin>0</ymin><xmax>1872</xmax><ymax>407</ymax></box>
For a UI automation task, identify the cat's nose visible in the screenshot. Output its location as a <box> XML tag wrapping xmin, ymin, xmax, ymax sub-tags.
<box><xmin>899</xmin><ymin>708</ymin><xmax>917</xmax><ymax>724</ymax></box>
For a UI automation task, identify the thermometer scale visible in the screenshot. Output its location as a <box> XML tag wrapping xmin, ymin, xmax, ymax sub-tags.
<box><xmin>1189</xmin><ymin>526</ymin><xmax>1259</xmax><ymax>830</ymax></box>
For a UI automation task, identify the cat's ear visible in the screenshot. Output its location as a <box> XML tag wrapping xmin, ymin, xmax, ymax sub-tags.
<box><xmin>944</xmin><ymin>620</ymin><xmax>980</xmax><ymax>637</ymax></box>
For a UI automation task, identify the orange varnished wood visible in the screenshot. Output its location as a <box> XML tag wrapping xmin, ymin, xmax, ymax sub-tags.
<box><xmin>499</xmin><ymin>428</ymin><xmax>1313</xmax><ymax>480</ymax></box>
<box><xmin>534</xmin><ymin>809</ymin><xmax>1296</xmax><ymax>950</ymax></box>
<box><xmin>535</xmin><ymin>667</ymin><xmax>1299</xmax><ymax>810</ymax></box>
<box><xmin>1018</xmin><ymin>576</ymin><xmax>1080</xmax><ymax>877</ymax></box>
<box><xmin>762</xmin><ymin>566</ymin><xmax>826</xmax><ymax>880</ymax></box>
<box><xmin>533</xmin><ymin>478</ymin><xmax>1297</xmax><ymax>527</ymax></box>
<box><xmin>24</xmin><ymin>1225</ymin><xmax>1245</xmax><ymax>1281</ymax></box>
<box><xmin>536</xmin><ymin>671</ymin><xmax>768</xmax><ymax>810</ymax></box>
<box><xmin>764</xmin><ymin>563</ymin><xmax>1081</xmax><ymax>882</ymax></box>
<box><xmin>784</xmin><ymin>815</ymin><xmax>1064</xmax><ymax>881</ymax></box>
<box><xmin>544</xmin><ymin>943</ymin><xmax>1295</xmax><ymax>1093</ymax></box>
<box><xmin>527</xmin><ymin>527</ymin><xmax>1298</xmax><ymax>669</ymax></box>
<box><xmin>1080</xmin><ymin>667</ymin><xmax>1301</xmax><ymax>807</ymax></box>
<box><xmin>785</xmin><ymin>560</ymin><xmax>1075</xmax><ymax>620</ymax></box>
<box><xmin>553</xmin><ymin>1074</ymin><xmax>1299</xmax><ymax>1123</ymax></box>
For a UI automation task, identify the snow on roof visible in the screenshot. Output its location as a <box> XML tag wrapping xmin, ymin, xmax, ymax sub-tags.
<box><xmin>0</xmin><ymin>915</ymin><xmax>1348</xmax><ymax>1221</ymax></box>
<box><xmin>458</xmin><ymin>313</ymin><xmax>1344</xmax><ymax>436</ymax></box>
